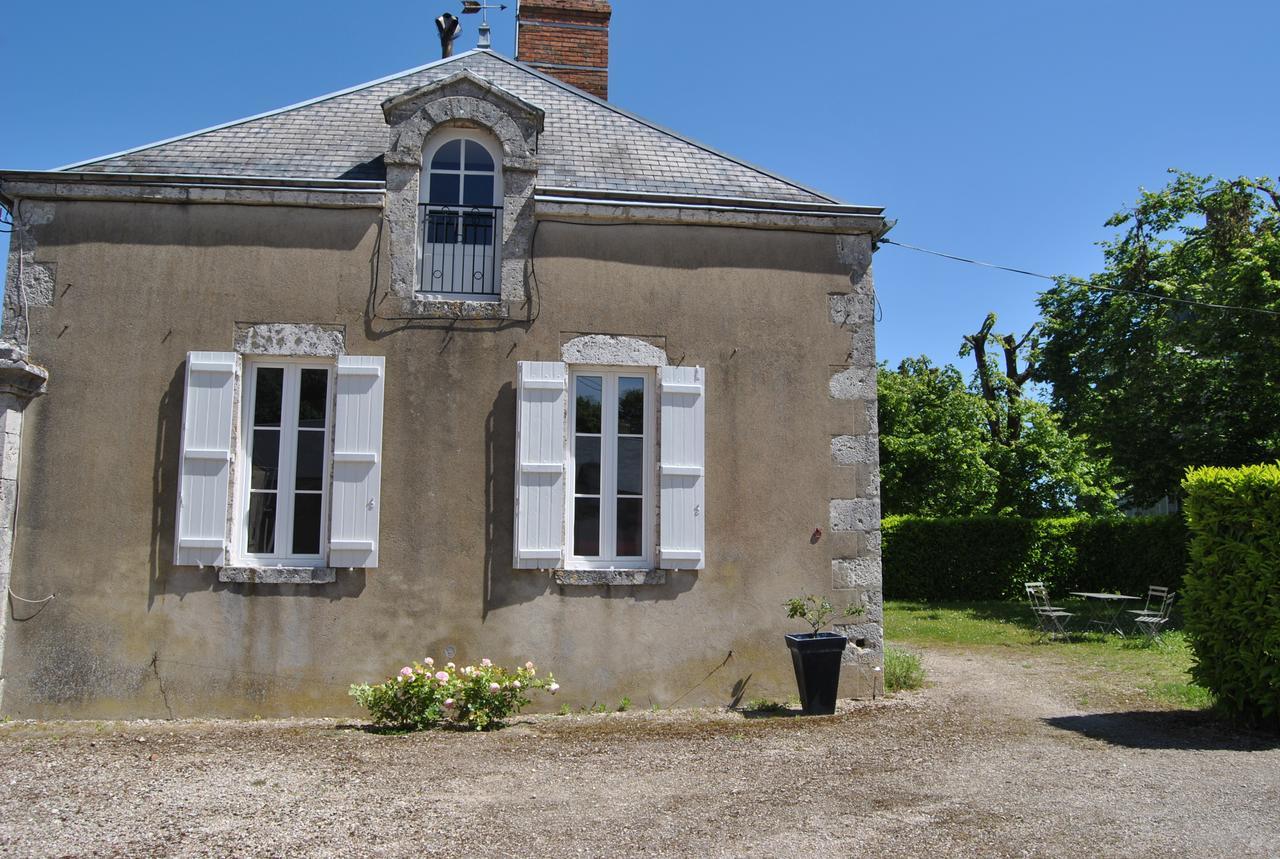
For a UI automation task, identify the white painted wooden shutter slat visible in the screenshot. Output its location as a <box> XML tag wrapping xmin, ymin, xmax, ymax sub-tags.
<box><xmin>514</xmin><ymin>361</ymin><xmax>567</xmax><ymax>569</ymax></box>
<box><xmin>659</xmin><ymin>365</ymin><xmax>706</xmax><ymax>570</ymax></box>
<box><xmin>329</xmin><ymin>356</ymin><xmax>385</xmax><ymax>568</ymax></box>
<box><xmin>174</xmin><ymin>351</ymin><xmax>237</xmax><ymax>567</ymax></box>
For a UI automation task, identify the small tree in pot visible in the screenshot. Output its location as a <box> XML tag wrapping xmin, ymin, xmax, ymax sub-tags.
<box><xmin>784</xmin><ymin>595</ymin><xmax>865</xmax><ymax>715</ymax></box>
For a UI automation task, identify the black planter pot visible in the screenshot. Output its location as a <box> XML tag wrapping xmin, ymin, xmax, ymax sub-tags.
<box><xmin>785</xmin><ymin>632</ymin><xmax>848</xmax><ymax>715</ymax></box>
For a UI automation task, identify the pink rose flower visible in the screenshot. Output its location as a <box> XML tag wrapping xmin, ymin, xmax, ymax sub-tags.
<box><xmin>399</xmin><ymin>666</ymin><xmax>413</xmax><ymax>677</ymax></box>
<box><xmin>481</xmin><ymin>658</ymin><xmax>493</xmax><ymax>667</ymax></box>
<box><xmin>513</xmin><ymin>681</ymin><xmax>521</xmax><ymax>689</ymax></box>
<box><xmin>435</xmin><ymin>671</ymin><xmax>449</xmax><ymax>682</ymax></box>
<box><xmin>548</xmin><ymin>682</ymin><xmax>560</xmax><ymax>694</ymax></box>
<box><xmin>525</xmin><ymin>661</ymin><xmax>535</xmax><ymax>670</ymax></box>
<box><xmin>489</xmin><ymin>682</ymin><xmax>501</xmax><ymax>692</ymax></box>
<box><xmin>443</xmin><ymin>698</ymin><xmax>455</xmax><ymax>708</ymax></box>
<box><xmin>424</xmin><ymin>657</ymin><xmax>434</xmax><ymax>666</ymax></box>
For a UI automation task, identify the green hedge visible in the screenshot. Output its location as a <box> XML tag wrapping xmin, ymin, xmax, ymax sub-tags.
<box><xmin>1183</xmin><ymin>465</ymin><xmax>1280</xmax><ymax>727</ymax></box>
<box><xmin>882</xmin><ymin>514</ymin><xmax>1188</xmax><ymax>601</ymax></box>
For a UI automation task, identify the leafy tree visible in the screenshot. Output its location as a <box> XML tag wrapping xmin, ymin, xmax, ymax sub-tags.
<box><xmin>879</xmin><ymin>326</ymin><xmax>1117</xmax><ymax>517</ymax></box>
<box><xmin>1037</xmin><ymin>172</ymin><xmax>1280</xmax><ymax>505</ymax></box>
<box><xmin>878</xmin><ymin>357</ymin><xmax>998</xmax><ymax>516</ymax></box>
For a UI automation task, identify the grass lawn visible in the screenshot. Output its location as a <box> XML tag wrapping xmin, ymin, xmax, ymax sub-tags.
<box><xmin>885</xmin><ymin>599</ymin><xmax>1214</xmax><ymax>711</ymax></box>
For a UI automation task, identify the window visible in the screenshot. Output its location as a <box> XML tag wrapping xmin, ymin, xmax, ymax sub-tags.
<box><xmin>418</xmin><ymin>131</ymin><xmax>503</xmax><ymax>299</ymax></box>
<box><xmin>174</xmin><ymin>350</ymin><xmax>386</xmax><ymax>573</ymax></box>
<box><xmin>567</xmin><ymin>369</ymin><xmax>655</xmax><ymax>568</ymax></box>
<box><xmin>239</xmin><ymin>361</ymin><xmax>333</xmax><ymax>565</ymax></box>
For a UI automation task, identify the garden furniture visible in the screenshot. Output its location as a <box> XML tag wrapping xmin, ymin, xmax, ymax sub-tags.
<box><xmin>1069</xmin><ymin>591</ymin><xmax>1142</xmax><ymax>636</ymax></box>
<box><xmin>1125</xmin><ymin>585</ymin><xmax>1169</xmax><ymax>620</ymax></box>
<box><xmin>1025</xmin><ymin>582</ymin><xmax>1074</xmax><ymax>640</ymax></box>
<box><xmin>1132</xmin><ymin>590</ymin><xmax>1176</xmax><ymax>642</ymax></box>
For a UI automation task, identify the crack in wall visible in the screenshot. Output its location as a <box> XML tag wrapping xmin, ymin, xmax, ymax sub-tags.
<box><xmin>150</xmin><ymin>651</ymin><xmax>175</xmax><ymax>719</ymax></box>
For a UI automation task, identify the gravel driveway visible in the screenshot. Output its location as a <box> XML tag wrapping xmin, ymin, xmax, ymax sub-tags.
<box><xmin>2</xmin><ymin>646</ymin><xmax>1277</xmax><ymax>857</ymax></box>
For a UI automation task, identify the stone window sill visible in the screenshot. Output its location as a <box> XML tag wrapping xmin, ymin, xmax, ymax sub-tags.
<box><xmin>402</xmin><ymin>297</ymin><xmax>511</xmax><ymax>320</ymax></box>
<box><xmin>219</xmin><ymin>566</ymin><xmax>337</xmax><ymax>584</ymax></box>
<box><xmin>553</xmin><ymin>569</ymin><xmax>666</xmax><ymax>586</ymax></box>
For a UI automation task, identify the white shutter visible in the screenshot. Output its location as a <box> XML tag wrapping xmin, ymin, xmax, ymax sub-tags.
<box><xmin>174</xmin><ymin>351</ymin><xmax>237</xmax><ymax>566</ymax></box>
<box><xmin>659</xmin><ymin>365</ymin><xmax>706</xmax><ymax>570</ymax></box>
<box><xmin>514</xmin><ymin>361</ymin><xmax>568</xmax><ymax>569</ymax></box>
<box><xmin>329</xmin><ymin>356</ymin><xmax>385</xmax><ymax>568</ymax></box>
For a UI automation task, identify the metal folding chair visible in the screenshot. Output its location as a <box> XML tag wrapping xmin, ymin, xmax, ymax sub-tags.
<box><xmin>1125</xmin><ymin>585</ymin><xmax>1169</xmax><ymax>622</ymax></box>
<box><xmin>1025</xmin><ymin>581</ymin><xmax>1074</xmax><ymax>640</ymax></box>
<box><xmin>1132</xmin><ymin>590</ymin><xmax>1175</xmax><ymax>642</ymax></box>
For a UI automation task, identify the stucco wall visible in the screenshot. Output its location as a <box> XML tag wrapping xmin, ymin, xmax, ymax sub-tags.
<box><xmin>0</xmin><ymin>199</ymin><xmax>879</xmax><ymax>718</ymax></box>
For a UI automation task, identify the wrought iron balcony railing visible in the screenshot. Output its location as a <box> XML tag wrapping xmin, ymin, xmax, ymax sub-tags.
<box><xmin>416</xmin><ymin>204</ymin><xmax>501</xmax><ymax>298</ymax></box>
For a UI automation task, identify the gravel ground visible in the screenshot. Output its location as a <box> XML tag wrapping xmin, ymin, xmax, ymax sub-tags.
<box><xmin>2</xmin><ymin>647</ymin><xmax>1277</xmax><ymax>858</ymax></box>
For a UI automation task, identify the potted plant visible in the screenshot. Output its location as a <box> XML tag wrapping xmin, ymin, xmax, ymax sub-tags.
<box><xmin>784</xmin><ymin>595</ymin><xmax>865</xmax><ymax>715</ymax></box>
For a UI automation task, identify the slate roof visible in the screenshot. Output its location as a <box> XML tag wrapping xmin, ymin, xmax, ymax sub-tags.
<box><xmin>65</xmin><ymin>50</ymin><xmax>839</xmax><ymax>205</ymax></box>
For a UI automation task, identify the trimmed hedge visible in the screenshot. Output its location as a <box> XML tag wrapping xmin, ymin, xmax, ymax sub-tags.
<box><xmin>882</xmin><ymin>514</ymin><xmax>1188</xmax><ymax>601</ymax></box>
<box><xmin>1183</xmin><ymin>464</ymin><xmax>1280</xmax><ymax>727</ymax></box>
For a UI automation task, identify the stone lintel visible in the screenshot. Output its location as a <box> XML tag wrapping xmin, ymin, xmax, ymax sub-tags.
<box><xmin>233</xmin><ymin>323</ymin><xmax>346</xmax><ymax>357</ymax></box>
<box><xmin>560</xmin><ymin>334</ymin><xmax>667</xmax><ymax>366</ymax></box>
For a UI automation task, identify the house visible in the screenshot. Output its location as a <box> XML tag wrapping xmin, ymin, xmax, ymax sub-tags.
<box><xmin>0</xmin><ymin>0</ymin><xmax>888</xmax><ymax>718</ymax></box>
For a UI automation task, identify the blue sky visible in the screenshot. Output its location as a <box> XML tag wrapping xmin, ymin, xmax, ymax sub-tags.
<box><xmin>3</xmin><ymin>0</ymin><xmax>1277</xmax><ymax>370</ymax></box>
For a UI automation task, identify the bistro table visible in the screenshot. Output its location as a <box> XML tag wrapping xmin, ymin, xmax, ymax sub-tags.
<box><xmin>1069</xmin><ymin>592</ymin><xmax>1142</xmax><ymax>635</ymax></box>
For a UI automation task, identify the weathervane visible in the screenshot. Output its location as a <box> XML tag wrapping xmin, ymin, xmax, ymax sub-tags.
<box><xmin>460</xmin><ymin>1</ymin><xmax>508</xmax><ymax>49</ymax></box>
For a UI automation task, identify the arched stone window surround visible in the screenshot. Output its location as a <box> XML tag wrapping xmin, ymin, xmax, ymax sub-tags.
<box><xmin>381</xmin><ymin>70</ymin><xmax>544</xmax><ymax>319</ymax></box>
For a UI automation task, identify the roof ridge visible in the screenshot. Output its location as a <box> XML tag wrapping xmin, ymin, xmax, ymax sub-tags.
<box><xmin>54</xmin><ymin>50</ymin><xmax>485</xmax><ymax>172</ymax></box>
<box><xmin>484</xmin><ymin>52</ymin><xmax>843</xmax><ymax>205</ymax></box>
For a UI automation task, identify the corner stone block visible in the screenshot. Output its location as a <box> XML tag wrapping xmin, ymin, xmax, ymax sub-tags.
<box><xmin>832</xmin><ymin>556</ymin><xmax>880</xmax><ymax>590</ymax></box>
<box><xmin>829</xmin><ymin>366</ymin><xmax>875</xmax><ymax>401</ymax></box>
<box><xmin>829</xmin><ymin>498</ymin><xmax>881</xmax><ymax>532</ymax></box>
<box><xmin>831</xmin><ymin>434</ymin><xmax>876</xmax><ymax>466</ymax></box>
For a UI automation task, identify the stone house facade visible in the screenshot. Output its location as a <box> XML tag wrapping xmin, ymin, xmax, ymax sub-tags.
<box><xmin>0</xmin><ymin>0</ymin><xmax>889</xmax><ymax>717</ymax></box>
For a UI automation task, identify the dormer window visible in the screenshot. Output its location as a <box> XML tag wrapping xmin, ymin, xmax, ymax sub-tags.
<box><xmin>418</xmin><ymin>131</ymin><xmax>503</xmax><ymax>300</ymax></box>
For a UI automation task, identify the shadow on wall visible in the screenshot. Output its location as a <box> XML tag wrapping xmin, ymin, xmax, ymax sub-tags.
<box><xmin>147</xmin><ymin>360</ymin><xmax>366</xmax><ymax>609</ymax></box>
<box><xmin>531</xmin><ymin>222</ymin><xmax>852</xmax><ymax>276</ymax></box>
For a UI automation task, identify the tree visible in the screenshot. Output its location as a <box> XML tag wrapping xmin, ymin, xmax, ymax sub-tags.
<box><xmin>878</xmin><ymin>346</ymin><xmax>1116</xmax><ymax>518</ymax></box>
<box><xmin>1037</xmin><ymin>172</ymin><xmax>1280</xmax><ymax>505</ymax></box>
<box><xmin>879</xmin><ymin>357</ymin><xmax>998</xmax><ymax>517</ymax></box>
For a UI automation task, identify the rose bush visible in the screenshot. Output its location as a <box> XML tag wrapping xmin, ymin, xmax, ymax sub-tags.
<box><xmin>350</xmin><ymin>657</ymin><xmax>559</xmax><ymax>731</ymax></box>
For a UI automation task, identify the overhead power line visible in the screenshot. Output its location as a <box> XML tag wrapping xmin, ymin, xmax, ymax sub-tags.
<box><xmin>879</xmin><ymin>237</ymin><xmax>1280</xmax><ymax>319</ymax></box>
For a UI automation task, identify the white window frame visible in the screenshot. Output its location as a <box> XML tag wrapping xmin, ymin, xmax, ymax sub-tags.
<box><xmin>418</xmin><ymin>128</ymin><xmax>504</xmax><ymax>302</ymax></box>
<box><xmin>234</xmin><ymin>358</ymin><xmax>335</xmax><ymax>568</ymax></box>
<box><xmin>565</xmin><ymin>367</ymin><xmax>656</xmax><ymax>570</ymax></box>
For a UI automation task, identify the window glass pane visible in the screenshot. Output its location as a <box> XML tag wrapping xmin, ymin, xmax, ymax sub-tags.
<box><xmin>616</xmin><ymin>436</ymin><xmax>643</xmax><ymax>496</ymax></box>
<box><xmin>575</xmin><ymin>436</ymin><xmax>601</xmax><ymax>495</ymax></box>
<box><xmin>464</xmin><ymin>140</ymin><xmax>495</xmax><ymax>172</ymax></box>
<box><xmin>429</xmin><ymin>173</ymin><xmax>460</xmax><ymax>206</ymax></box>
<box><xmin>616</xmin><ymin>498</ymin><xmax>643</xmax><ymax>557</ymax></box>
<box><xmin>431</xmin><ymin>139</ymin><xmax>462</xmax><ymax>171</ymax></box>
<box><xmin>575</xmin><ymin>376</ymin><xmax>602</xmax><ymax>433</ymax></box>
<box><xmin>292</xmin><ymin>493</ymin><xmax>322</xmax><ymax>555</ymax></box>
<box><xmin>295</xmin><ymin>431</ymin><xmax>325</xmax><ymax>491</ymax></box>
<box><xmin>297</xmin><ymin>369</ymin><xmax>328</xmax><ymax>428</ymax></box>
<box><xmin>253</xmin><ymin>367</ymin><xmax>283</xmax><ymax>427</ymax></box>
<box><xmin>461</xmin><ymin>211</ymin><xmax>495</xmax><ymax>246</ymax></box>
<box><xmin>618</xmin><ymin>377</ymin><xmax>645</xmax><ymax>435</ymax></box>
<box><xmin>463</xmin><ymin>174</ymin><xmax>494</xmax><ymax>207</ymax></box>
<box><xmin>574</xmin><ymin>498</ymin><xmax>600</xmax><ymax>557</ymax></box>
<box><xmin>251</xmin><ymin>429</ymin><xmax>280</xmax><ymax>490</ymax></box>
<box><xmin>247</xmin><ymin>493</ymin><xmax>277</xmax><ymax>554</ymax></box>
<box><xmin>426</xmin><ymin>212</ymin><xmax>458</xmax><ymax>243</ymax></box>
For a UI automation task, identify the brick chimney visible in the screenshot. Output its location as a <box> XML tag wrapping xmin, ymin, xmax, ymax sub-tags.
<box><xmin>516</xmin><ymin>0</ymin><xmax>612</xmax><ymax>99</ymax></box>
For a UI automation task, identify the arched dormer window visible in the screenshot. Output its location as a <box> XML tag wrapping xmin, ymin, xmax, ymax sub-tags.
<box><xmin>418</xmin><ymin>130</ymin><xmax>504</xmax><ymax>300</ymax></box>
